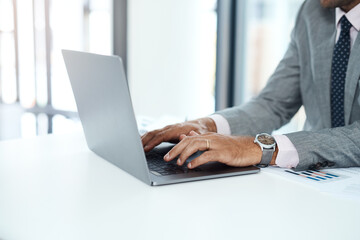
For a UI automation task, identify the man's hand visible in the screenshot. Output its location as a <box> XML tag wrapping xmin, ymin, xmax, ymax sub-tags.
<box><xmin>163</xmin><ymin>131</ymin><xmax>275</xmax><ymax>169</ymax></box>
<box><xmin>141</xmin><ymin>117</ymin><xmax>217</xmax><ymax>152</ymax></box>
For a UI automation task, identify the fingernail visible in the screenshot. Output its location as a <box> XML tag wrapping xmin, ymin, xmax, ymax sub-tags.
<box><xmin>164</xmin><ymin>153</ymin><xmax>170</xmax><ymax>160</ymax></box>
<box><xmin>177</xmin><ymin>158</ymin><xmax>181</xmax><ymax>165</ymax></box>
<box><xmin>188</xmin><ymin>162</ymin><xmax>192</xmax><ymax>168</ymax></box>
<box><xmin>144</xmin><ymin>146</ymin><xmax>149</xmax><ymax>151</ymax></box>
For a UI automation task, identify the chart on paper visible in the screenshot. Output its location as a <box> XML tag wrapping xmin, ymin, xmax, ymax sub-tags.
<box><xmin>284</xmin><ymin>169</ymin><xmax>345</xmax><ymax>182</ymax></box>
<box><xmin>263</xmin><ymin>166</ymin><xmax>360</xmax><ymax>200</ymax></box>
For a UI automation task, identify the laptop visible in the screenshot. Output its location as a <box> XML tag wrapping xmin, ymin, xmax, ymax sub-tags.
<box><xmin>62</xmin><ymin>50</ymin><xmax>260</xmax><ymax>186</ymax></box>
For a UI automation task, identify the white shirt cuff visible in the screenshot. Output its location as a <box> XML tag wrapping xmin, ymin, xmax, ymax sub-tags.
<box><xmin>273</xmin><ymin>135</ymin><xmax>299</xmax><ymax>169</ymax></box>
<box><xmin>208</xmin><ymin>116</ymin><xmax>299</xmax><ymax>168</ymax></box>
<box><xmin>209</xmin><ymin>114</ymin><xmax>231</xmax><ymax>135</ymax></box>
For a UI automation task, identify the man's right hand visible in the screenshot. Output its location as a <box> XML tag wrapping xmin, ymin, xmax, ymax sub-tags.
<box><xmin>141</xmin><ymin>117</ymin><xmax>217</xmax><ymax>152</ymax></box>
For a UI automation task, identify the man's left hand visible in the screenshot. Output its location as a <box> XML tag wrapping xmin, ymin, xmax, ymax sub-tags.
<box><xmin>163</xmin><ymin>131</ymin><xmax>265</xmax><ymax>169</ymax></box>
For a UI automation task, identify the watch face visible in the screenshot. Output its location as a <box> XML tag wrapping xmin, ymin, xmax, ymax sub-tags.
<box><xmin>258</xmin><ymin>134</ymin><xmax>275</xmax><ymax>145</ymax></box>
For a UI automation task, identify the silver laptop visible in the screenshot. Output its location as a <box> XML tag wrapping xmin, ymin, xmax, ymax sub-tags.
<box><xmin>62</xmin><ymin>50</ymin><xmax>260</xmax><ymax>186</ymax></box>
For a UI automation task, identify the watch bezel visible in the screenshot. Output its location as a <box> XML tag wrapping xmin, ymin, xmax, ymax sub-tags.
<box><xmin>254</xmin><ymin>133</ymin><xmax>276</xmax><ymax>150</ymax></box>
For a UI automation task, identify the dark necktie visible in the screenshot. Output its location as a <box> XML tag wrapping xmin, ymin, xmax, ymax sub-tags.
<box><xmin>331</xmin><ymin>16</ymin><xmax>352</xmax><ymax>128</ymax></box>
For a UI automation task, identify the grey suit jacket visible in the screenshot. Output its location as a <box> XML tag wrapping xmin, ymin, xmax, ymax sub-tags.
<box><xmin>216</xmin><ymin>0</ymin><xmax>360</xmax><ymax>170</ymax></box>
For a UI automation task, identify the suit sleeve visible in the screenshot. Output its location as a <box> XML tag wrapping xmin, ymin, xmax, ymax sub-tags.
<box><xmin>286</xmin><ymin>121</ymin><xmax>360</xmax><ymax>170</ymax></box>
<box><xmin>215</xmin><ymin>26</ymin><xmax>303</xmax><ymax>136</ymax></box>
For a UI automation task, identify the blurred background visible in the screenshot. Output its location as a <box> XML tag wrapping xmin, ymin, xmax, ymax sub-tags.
<box><xmin>0</xmin><ymin>0</ymin><xmax>305</xmax><ymax>140</ymax></box>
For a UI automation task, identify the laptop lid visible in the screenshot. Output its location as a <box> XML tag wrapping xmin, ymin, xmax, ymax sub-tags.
<box><xmin>62</xmin><ymin>50</ymin><xmax>151</xmax><ymax>185</ymax></box>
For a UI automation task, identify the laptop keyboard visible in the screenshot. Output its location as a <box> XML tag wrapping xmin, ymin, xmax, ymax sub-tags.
<box><xmin>146</xmin><ymin>148</ymin><xmax>201</xmax><ymax>176</ymax></box>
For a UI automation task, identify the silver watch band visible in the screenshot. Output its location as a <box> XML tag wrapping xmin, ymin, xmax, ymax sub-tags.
<box><xmin>257</xmin><ymin>148</ymin><xmax>274</xmax><ymax>168</ymax></box>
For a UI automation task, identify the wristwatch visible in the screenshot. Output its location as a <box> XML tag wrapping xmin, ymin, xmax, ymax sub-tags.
<box><xmin>254</xmin><ymin>133</ymin><xmax>276</xmax><ymax>168</ymax></box>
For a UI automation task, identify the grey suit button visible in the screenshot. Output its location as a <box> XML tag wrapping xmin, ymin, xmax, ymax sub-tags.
<box><xmin>309</xmin><ymin>164</ymin><xmax>321</xmax><ymax>170</ymax></box>
<box><xmin>328</xmin><ymin>161</ymin><xmax>335</xmax><ymax>167</ymax></box>
<box><xmin>309</xmin><ymin>164</ymin><xmax>316</xmax><ymax>170</ymax></box>
<box><xmin>315</xmin><ymin>162</ymin><xmax>322</xmax><ymax>169</ymax></box>
<box><xmin>310</xmin><ymin>162</ymin><xmax>322</xmax><ymax>170</ymax></box>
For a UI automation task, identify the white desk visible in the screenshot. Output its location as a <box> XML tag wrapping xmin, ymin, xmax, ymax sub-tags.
<box><xmin>0</xmin><ymin>133</ymin><xmax>359</xmax><ymax>240</ymax></box>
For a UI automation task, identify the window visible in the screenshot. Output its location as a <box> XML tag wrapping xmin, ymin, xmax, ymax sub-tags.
<box><xmin>242</xmin><ymin>0</ymin><xmax>305</xmax><ymax>133</ymax></box>
<box><xmin>0</xmin><ymin>0</ymin><xmax>112</xmax><ymax>140</ymax></box>
<box><xmin>128</xmin><ymin>0</ymin><xmax>218</xmax><ymax>122</ymax></box>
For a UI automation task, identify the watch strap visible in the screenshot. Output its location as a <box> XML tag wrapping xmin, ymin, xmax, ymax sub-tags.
<box><xmin>257</xmin><ymin>148</ymin><xmax>274</xmax><ymax>168</ymax></box>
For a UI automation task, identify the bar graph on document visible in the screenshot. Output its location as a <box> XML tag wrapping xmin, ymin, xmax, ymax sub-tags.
<box><xmin>263</xmin><ymin>166</ymin><xmax>360</xmax><ymax>200</ymax></box>
<box><xmin>284</xmin><ymin>169</ymin><xmax>345</xmax><ymax>182</ymax></box>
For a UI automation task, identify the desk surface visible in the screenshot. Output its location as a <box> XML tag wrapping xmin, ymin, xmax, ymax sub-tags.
<box><xmin>0</xmin><ymin>133</ymin><xmax>359</xmax><ymax>240</ymax></box>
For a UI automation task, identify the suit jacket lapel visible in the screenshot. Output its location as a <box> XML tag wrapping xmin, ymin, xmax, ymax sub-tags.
<box><xmin>312</xmin><ymin>9</ymin><xmax>336</xmax><ymax>128</ymax></box>
<box><xmin>345</xmin><ymin>34</ymin><xmax>360</xmax><ymax>124</ymax></box>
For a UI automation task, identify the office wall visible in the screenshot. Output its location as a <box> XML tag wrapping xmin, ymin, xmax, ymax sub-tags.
<box><xmin>128</xmin><ymin>0</ymin><xmax>217</xmax><ymax>121</ymax></box>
